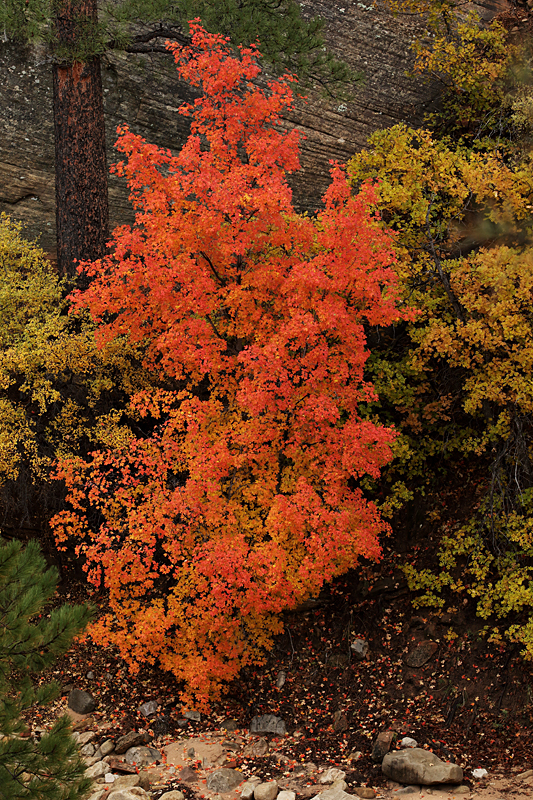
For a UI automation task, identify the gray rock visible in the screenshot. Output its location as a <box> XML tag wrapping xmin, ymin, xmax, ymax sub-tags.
<box><xmin>347</xmin><ymin>751</ymin><xmax>363</xmax><ymax>762</ymax></box>
<box><xmin>139</xmin><ymin>770</ymin><xmax>163</xmax><ymax>791</ymax></box>
<box><xmin>405</xmin><ymin>641</ymin><xmax>438</xmax><ymax>668</ymax></box>
<box><xmin>244</xmin><ymin>738</ymin><xmax>269</xmax><ymax>757</ymax></box>
<box><xmin>221</xmin><ymin>719</ymin><xmax>240</xmax><ymax>732</ymax></box>
<box><xmin>275</xmin><ymin>671</ymin><xmax>286</xmax><ymax>689</ymax></box>
<box><xmin>87</xmin><ymin>792</ymin><xmax>107</xmax><ymax>800</ymax></box>
<box><xmin>84</xmin><ymin>755</ymin><xmax>102</xmax><ymax>767</ymax></box>
<box><xmin>80</xmin><ymin>742</ymin><xmax>96</xmax><ymax>757</ymax></box>
<box><xmin>107</xmin><ymin>790</ymin><xmax>150</xmax><ymax>800</ymax></box>
<box><xmin>392</xmin><ymin>788</ymin><xmax>420</xmax><ymax>796</ymax></box>
<box><xmin>112</xmin><ymin>776</ymin><xmax>141</xmax><ymax>791</ymax></box>
<box><xmin>472</xmin><ymin>768</ymin><xmax>488</xmax><ymax>779</ymax></box>
<box><xmin>85</xmin><ymin>761</ymin><xmax>109</xmax><ymax>780</ymax></box>
<box><xmin>332</xmin><ymin>711</ymin><xmax>348</xmax><ymax>733</ymax></box>
<box><xmin>320</xmin><ymin>786</ymin><xmax>351</xmax><ymax>800</ymax></box>
<box><xmin>115</xmin><ymin>731</ymin><xmax>149</xmax><ymax>755</ymax></box>
<box><xmin>241</xmin><ymin>779</ymin><xmax>261</xmax><ymax>799</ymax></box>
<box><xmin>124</xmin><ymin>746</ymin><xmax>162</xmax><ymax>766</ymax></box>
<box><xmin>139</xmin><ymin>700</ymin><xmax>158</xmax><ymax>718</ymax></box>
<box><xmin>160</xmin><ymin>793</ymin><xmax>185</xmax><ymax>800</ymax></box>
<box><xmin>100</xmin><ymin>739</ymin><xmax>115</xmax><ymax>756</ymax></box>
<box><xmin>331</xmin><ymin>782</ymin><xmax>348</xmax><ymax>792</ymax></box>
<box><xmin>350</xmin><ymin>639</ymin><xmax>369</xmax><ymax>660</ymax></box>
<box><xmin>87</xmin><ymin>671</ymin><xmax>95</xmax><ymax>680</ymax></box>
<box><xmin>183</xmin><ymin>710</ymin><xmax>201</xmax><ymax>721</ymax></box>
<box><xmin>68</xmin><ymin>688</ymin><xmax>96</xmax><ymax>714</ymax></box>
<box><xmin>400</xmin><ymin>738</ymin><xmax>418</xmax><ymax>749</ymax></box>
<box><xmin>249</xmin><ymin>715</ymin><xmax>286</xmax><ymax>736</ymax></box>
<box><xmin>310</xmin><ymin>788</ymin><xmax>352</xmax><ymax>800</ymax></box>
<box><xmin>78</xmin><ymin>730</ymin><xmax>97</xmax><ymax>745</ymax></box>
<box><xmin>254</xmin><ymin>781</ymin><xmax>278</xmax><ymax>800</ymax></box>
<box><xmin>206</xmin><ymin>768</ymin><xmax>244</xmax><ymax>792</ymax></box>
<box><xmin>179</xmin><ymin>766</ymin><xmax>198</xmax><ymax>782</ymax></box>
<box><xmin>353</xmin><ymin>789</ymin><xmax>375</xmax><ymax>799</ymax></box>
<box><xmin>319</xmin><ymin>769</ymin><xmax>346</xmax><ymax>784</ymax></box>
<box><xmin>372</xmin><ymin>730</ymin><xmax>394</xmax><ymax>763</ymax></box>
<box><xmin>277</xmin><ymin>793</ymin><xmax>296</xmax><ymax>800</ymax></box>
<box><xmin>382</xmin><ymin>748</ymin><xmax>463</xmax><ymax>786</ymax></box>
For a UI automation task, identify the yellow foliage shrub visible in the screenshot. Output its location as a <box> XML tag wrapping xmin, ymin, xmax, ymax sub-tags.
<box><xmin>0</xmin><ymin>215</ymin><xmax>153</xmax><ymax>528</ymax></box>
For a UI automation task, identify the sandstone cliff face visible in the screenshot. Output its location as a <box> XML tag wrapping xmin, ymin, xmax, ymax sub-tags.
<box><xmin>0</xmin><ymin>0</ymin><xmax>508</xmax><ymax>260</ymax></box>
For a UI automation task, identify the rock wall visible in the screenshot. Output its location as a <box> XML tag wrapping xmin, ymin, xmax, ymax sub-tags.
<box><xmin>0</xmin><ymin>0</ymin><xmax>508</xmax><ymax>260</ymax></box>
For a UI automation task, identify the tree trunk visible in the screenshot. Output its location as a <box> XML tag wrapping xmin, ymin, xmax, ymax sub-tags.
<box><xmin>52</xmin><ymin>0</ymin><xmax>108</xmax><ymax>280</ymax></box>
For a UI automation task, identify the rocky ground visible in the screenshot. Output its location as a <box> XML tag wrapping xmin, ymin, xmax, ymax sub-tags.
<box><xmin>23</xmin><ymin>543</ymin><xmax>533</xmax><ymax>800</ymax></box>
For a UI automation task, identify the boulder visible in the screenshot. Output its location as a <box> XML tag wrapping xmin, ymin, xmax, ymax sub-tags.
<box><xmin>399</xmin><ymin>738</ymin><xmax>418</xmax><ymax>749</ymax></box>
<box><xmin>382</xmin><ymin>748</ymin><xmax>463</xmax><ymax>786</ymax></box>
<box><xmin>178</xmin><ymin>766</ymin><xmax>197</xmax><ymax>782</ymax></box>
<box><xmin>221</xmin><ymin>719</ymin><xmax>239</xmax><ymax>731</ymax></box>
<box><xmin>78</xmin><ymin>730</ymin><xmax>97</xmax><ymax>745</ymax></box>
<box><xmin>472</xmin><ymin>768</ymin><xmax>488</xmax><ymax>779</ymax></box>
<box><xmin>85</xmin><ymin>761</ymin><xmax>109</xmax><ymax>780</ymax></box>
<box><xmin>372</xmin><ymin>731</ymin><xmax>394</xmax><ymax>763</ymax></box>
<box><xmin>206</xmin><ymin>768</ymin><xmax>243</xmax><ymax>792</ymax></box>
<box><xmin>350</xmin><ymin>639</ymin><xmax>369</xmax><ymax>660</ymax></box>
<box><xmin>124</xmin><ymin>746</ymin><xmax>161</xmax><ymax>766</ymax></box>
<box><xmin>107</xmin><ymin>790</ymin><xmax>150</xmax><ymax>800</ymax></box>
<box><xmin>115</xmin><ymin>732</ymin><xmax>149</xmax><ymax>755</ymax></box>
<box><xmin>159</xmin><ymin>793</ymin><xmax>185</xmax><ymax>800</ymax></box>
<box><xmin>241</xmin><ymin>778</ymin><xmax>261</xmax><ymax>799</ymax></box>
<box><xmin>100</xmin><ymin>739</ymin><xmax>115</xmax><ymax>756</ymax></box>
<box><xmin>106</xmin><ymin>758</ymin><xmax>138</xmax><ymax>774</ymax></box>
<box><xmin>332</xmin><ymin>712</ymin><xmax>348</xmax><ymax>733</ymax></box>
<box><xmin>277</xmin><ymin>792</ymin><xmax>296</xmax><ymax>800</ymax></box>
<box><xmin>320</xmin><ymin>785</ymin><xmax>351</xmax><ymax>800</ymax></box>
<box><xmin>254</xmin><ymin>782</ymin><xmax>278</xmax><ymax>800</ymax></box>
<box><xmin>405</xmin><ymin>641</ymin><xmax>438</xmax><ymax>668</ymax></box>
<box><xmin>244</xmin><ymin>738</ymin><xmax>269</xmax><ymax>757</ymax></box>
<box><xmin>249</xmin><ymin>715</ymin><xmax>286</xmax><ymax>735</ymax></box>
<box><xmin>275</xmin><ymin>670</ymin><xmax>286</xmax><ymax>689</ymax></box>
<box><xmin>68</xmin><ymin>689</ymin><xmax>96</xmax><ymax>714</ymax></box>
<box><xmin>319</xmin><ymin>769</ymin><xmax>346</xmax><ymax>785</ymax></box>
<box><xmin>139</xmin><ymin>700</ymin><xmax>158</xmax><ymax>718</ymax></box>
<box><xmin>311</xmin><ymin>788</ymin><xmax>352</xmax><ymax>800</ymax></box>
<box><xmin>112</xmin><ymin>776</ymin><xmax>141</xmax><ymax>791</ymax></box>
<box><xmin>139</xmin><ymin>769</ymin><xmax>165</xmax><ymax>790</ymax></box>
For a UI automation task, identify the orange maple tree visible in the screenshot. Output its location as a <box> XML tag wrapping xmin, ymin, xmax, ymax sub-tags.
<box><xmin>53</xmin><ymin>23</ymin><xmax>409</xmax><ymax>706</ymax></box>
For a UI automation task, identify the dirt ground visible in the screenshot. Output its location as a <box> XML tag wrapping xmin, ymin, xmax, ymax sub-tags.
<box><xmin>28</xmin><ymin>552</ymin><xmax>533</xmax><ymax>800</ymax></box>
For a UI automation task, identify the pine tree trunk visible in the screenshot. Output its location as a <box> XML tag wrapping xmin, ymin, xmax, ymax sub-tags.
<box><xmin>52</xmin><ymin>0</ymin><xmax>108</xmax><ymax>279</ymax></box>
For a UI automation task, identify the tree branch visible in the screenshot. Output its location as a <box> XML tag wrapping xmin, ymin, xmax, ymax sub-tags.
<box><xmin>107</xmin><ymin>26</ymin><xmax>191</xmax><ymax>53</ymax></box>
<box><xmin>425</xmin><ymin>195</ymin><xmax>466</xmax><ymax>323</ymax></box>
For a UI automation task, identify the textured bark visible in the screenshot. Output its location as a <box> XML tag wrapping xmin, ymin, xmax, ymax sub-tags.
<box><xmin>52</xmin><ymin>0</ymin><xmax>108</xmax><ymax>278</ymax></box>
